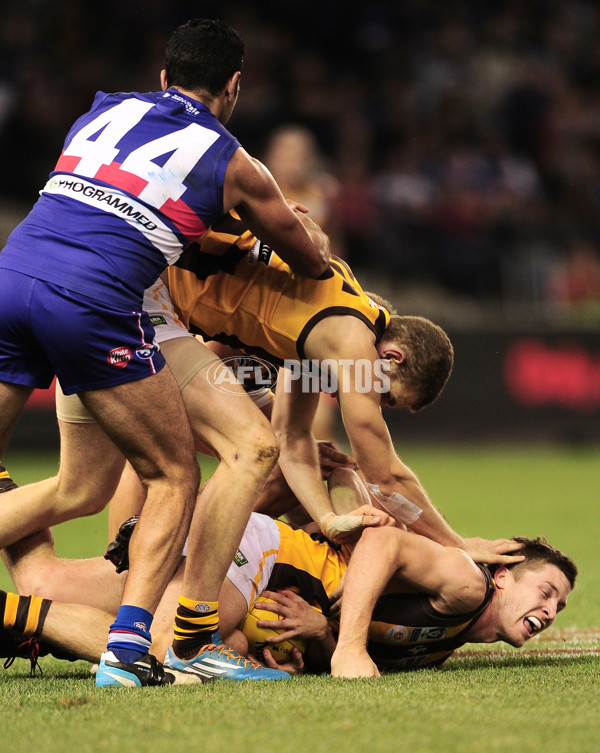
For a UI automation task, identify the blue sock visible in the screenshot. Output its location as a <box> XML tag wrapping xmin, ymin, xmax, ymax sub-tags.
<box><xmin>107</xmin><ymin>605</ymin><xmax>153</xmax><ymax>663</ymax></box>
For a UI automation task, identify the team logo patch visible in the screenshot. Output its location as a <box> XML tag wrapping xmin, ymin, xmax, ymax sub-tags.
<box><xmin>193</xmin><ymin>602</ymin><xmax>211</xmax><ymax>614</ymax></box>
<box><xmin>107</xmin><ymin>347</ymin><xmax>132</xmax><ymax>368</ymax></box>
<box><xmin>136</xmin><ymin>343</ymin><xmax>159</xmax><ymax>360</ymax></box>
<box><xmin>150</xmin><ymin>315</ymin><xmax>168</xmax><ymax>327</ymax></box>
<box><xmin>134</xmin><ymin>621</ymin><xmax>148</xmax><ymax>632</ymax></box>
<box><xmin>384</xmin><ymin>625</ymin><xmax>410</xmax><ymax>643</ymax></box>
<box><xmin>233</xmin><ymin>549</ymin><xmax>248</xmax><ymax>567</ymax></box>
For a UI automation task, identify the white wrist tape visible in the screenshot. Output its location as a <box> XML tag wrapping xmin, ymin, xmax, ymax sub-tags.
<box><xmin>319</xmin><ymin>513</ymin><xmax>365</xmax><ymax>539</ymax></box>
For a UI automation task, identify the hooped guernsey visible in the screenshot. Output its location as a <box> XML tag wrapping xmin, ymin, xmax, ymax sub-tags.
<box><xmin>0</xmin><ymin>89</ymin><xmax>240</xmax><ymax>309</ymax></box>
<box><xmin>262</xmin><ymin>520</ymin><xmax>497</xmax><ymax>671</ymax></box>
<box><xmin>165</xmin><ymin>212</ymin><xmax>391</xmax><ymax>365</ymax></box>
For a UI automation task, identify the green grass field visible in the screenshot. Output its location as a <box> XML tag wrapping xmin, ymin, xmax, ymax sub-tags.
<box><xmin>1</xmin><ymin>444</ymin><xmax>599</xmax><ymax>753</ymax></box>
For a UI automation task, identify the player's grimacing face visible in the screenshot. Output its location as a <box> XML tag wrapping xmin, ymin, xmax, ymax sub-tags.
<box><xmin>498</xmin><ymin>563</ymin><xmax>571</xmax><ymax>647</ymax></box>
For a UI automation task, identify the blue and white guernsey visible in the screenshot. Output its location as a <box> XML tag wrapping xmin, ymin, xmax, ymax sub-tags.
<box><xmin>0</xmin><ymin>89</ymin><xmax>239</xmax><ymax>308</ymax></box>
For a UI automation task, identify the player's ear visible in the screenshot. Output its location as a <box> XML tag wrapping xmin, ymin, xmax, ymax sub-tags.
<box><xmin>493</xmin><ymin>566</ymin><xmax>509</xmax><ymax>589</ymax></box>
<box><xmin>160</xmin><ymin>70</ymin><xmax>168</xmax><ymax>91</ymax></box>
<box><xmin>378</xmin><ymin>345</ymin><xmax>405</xmax><ymax>365</ymax></box>
<box><xmin>226</xmin><ymin>71</ymin><xmax>242</xmax><ymax>100</ymax></box>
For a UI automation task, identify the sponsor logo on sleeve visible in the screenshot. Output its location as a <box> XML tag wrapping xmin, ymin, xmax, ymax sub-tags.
<box><xmin>233</xmin><ymin>549</ymin><xmax>249</xmax><ymax>567</ymax></box>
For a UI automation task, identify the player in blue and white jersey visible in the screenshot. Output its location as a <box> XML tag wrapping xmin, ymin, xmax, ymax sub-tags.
<box><xmin>0</xmin><ymin>18</ymin><xmax>330</xmax><ymax>687</ymax></box>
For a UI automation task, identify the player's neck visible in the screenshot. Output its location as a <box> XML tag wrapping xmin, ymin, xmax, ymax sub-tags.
<box><xmin>167</xmin><ymin>85</ymin><xmax>214</xmax><ymax>110</ymax></box>
<box><xmin>463</xmin><ymin>603</ymin><xmax>500</xmax><ymax>644</ymax></box>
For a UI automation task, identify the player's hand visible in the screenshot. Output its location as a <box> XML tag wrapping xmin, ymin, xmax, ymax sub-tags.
<box><xmin>261</xmin><ymin>646</ymin><xmax>304</xmax><ymax>675</ymax></box>
<box><xmin>317</xmin><ymin>441</ymin><xmax>358</xmax><ymax>480</ymax></box>
<box><xmin>328</xmin><ymin>572</ymin><xmax>346</xmax><ymax>620</ymax></box>
<box><xmin>320</xmin><ymin>505</ymin><xmax>395</xmax><ymax>544</ymax></box>
<box><xmin>331</xmin><ymin>647</ymin><xmax>380</xmax><ymax>678</ymax></box>
<box><xmin>255</xmin><ymin>589</ymin><xmax>330</xmax><ymax>643</ymax></box>
<box><xmin>462</xmin><ymin>537</ymin><xmax>526</xmax><ymax>565</ymax></box>
<box><xmin>286</xmin><ymin>199</ymin><xmax>309</xmax><ymax>214</ymax></box>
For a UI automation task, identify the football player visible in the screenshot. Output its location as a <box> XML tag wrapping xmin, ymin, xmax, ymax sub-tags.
<box><xmin>0</xmin><ymin>17</ymin><xmax>330</xmax><ymax>687</ymax></box>
<box><xmin>0</xmin><ymin>467</ymin><xmax>576</xmax><ymax>679</ymax></box>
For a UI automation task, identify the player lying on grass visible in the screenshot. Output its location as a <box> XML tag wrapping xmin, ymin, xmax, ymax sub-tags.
<box><xmin>0</xmin><ymin>467</ymin><xmax>576</xmax><ymax>679</ymax></box>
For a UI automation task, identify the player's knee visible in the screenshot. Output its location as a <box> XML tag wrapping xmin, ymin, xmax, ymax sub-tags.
<box><xmin>252</xmin><ymin>436</ymin><xmax>280</xmax><ymax>477</ymax></box>
<box><xmin>57</xmin><ymin>482</ymin><xmax>117</xmax><ymax>518</ymax></box>
<box><xmin>328</xmin><ymin>466</ymin><xmax>359</xmax><ymax>488</ymax></box>
<box><xmin>143</xmin><ymin>460</ymin><xmax>200</xmax><ymax>503</ymax></box>
<box><xmin>12</xmin><ymin>560</ymin><xmax>59</xmax><ymax>598</ymax></box>
<box><xmin>222</xmin><ymin>430</ymin><xmax>279</xmax><ymax>480</ymax></box>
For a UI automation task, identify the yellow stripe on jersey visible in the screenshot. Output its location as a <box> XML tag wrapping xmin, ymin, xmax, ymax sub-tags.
<box><xmin>249</xmin><ymin>547</ymin><xmax>280</xmax><ymax>607</ymax></box>
<box><xmin>265</xmin><ymin>521</ymin><xmax>350</xmax><ymax>611</ymax></box>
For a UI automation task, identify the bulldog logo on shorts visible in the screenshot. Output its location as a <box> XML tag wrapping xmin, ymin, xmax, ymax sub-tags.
<box><xmin>107</xmin><ymin>347</ymin><xmax>132</xmax><ymax>368</ymax></box>
<box><xmin>136</xmin><ymin>343</ymin><xmax>159</xmax><ymax>360</ymax></box>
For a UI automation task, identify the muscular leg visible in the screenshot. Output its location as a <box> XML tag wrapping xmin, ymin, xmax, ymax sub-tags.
<box><xmin>3</xmin><ymin>531</ymin><xmax>246</xmax><ymax>666</ymax></box>
<box><xmin>0</xmin><ymin>381</ymin><xmax>33</xmax><ymax>456</ymax></box>
<box><xmin>104</xmin><ymin>347</ymin><xmax>280</xmax><ymax>610</ymax></box>
<box><xmin>178</xmin><ymin>362</ymin><xmax>278</xmax><ymax>607</ymax></box>
<box><xmin>151</xmin><ymin>563</ymin><xmax>248</xmax><ymax>661</ymax></box>
<box><xmin>107</xmin><ymin>462</ymin><xmax>145</xmax><ymax>540</ymax></box>
<box><xmin>80</xmin><ymin>366</ymin><xmax>198</xmax><ymax>616</ymax></box>
<box><xmin>2</xmin><ymin>528</ymin><xmax>127</xmax><ymax>663</ymax></box>
<box><xmin>0</xmin><ymin>419</ymin><xmax>125</xmax><ymax>549</ymax></box>
<box><xmin>3</xmin><ymin>528</ymin><xmax>126</xmax><ymax>614</ymax></box>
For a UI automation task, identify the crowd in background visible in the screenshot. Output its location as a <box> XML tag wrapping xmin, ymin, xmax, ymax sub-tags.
<box><xmin>2</xmin><ymin>0</ymin><xmax>600</xmax><ymax>318</ymax></box>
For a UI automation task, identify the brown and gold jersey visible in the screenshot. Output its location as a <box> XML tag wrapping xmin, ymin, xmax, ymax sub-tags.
<box><xmin>362</xmin><ymin>564</ymin><xmax>495</xmax><ymax>671</ymax></box>
<box><xmin>166</xmin><ymin>212</ymin><xmax>390</xmax><ymax>365</ymax></box>
<box><xmin>266</xmin><ymin>520</ymin><xmax>496</xmax><ymax>672</ymax></box>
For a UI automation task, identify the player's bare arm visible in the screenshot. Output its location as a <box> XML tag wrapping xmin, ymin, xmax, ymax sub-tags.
<box><xmin>304</xmin><ymin>316</ymin><xmax>463</xmax><ymax>547</ymax></box>
<box><xmin>307</xmin><ymin>317</ymin><xmax>524</xmax><ymax>563</ymax></box>
<box><xmin>223</xmin><ymin>148</ymin><xmax>330</xmax><ymax>277</ymax></box>
<box><xmin>271</xmin><ymin>374</ymin><xmax>390</xmax><ymax>538</ymax></box>
<box><xmin>331</xmin><ymin>526</ymin><xmax>487</xmax><ymax>678</ymax></box>
<box><xmin>340</xmin><ymin>392</ymin><xmax>524</xmax><ymax>562</ymax></box>
<box><xmin>270</xmin><ymin>377</ymin><xmax>335</xmax><ymax>527</ymax></box>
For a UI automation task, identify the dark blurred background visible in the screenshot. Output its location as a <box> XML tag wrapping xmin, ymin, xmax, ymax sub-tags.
<box><xmin>1</xmin><ymin>0</ymin><xmax>599</xmax><ymax>445</ymax></box>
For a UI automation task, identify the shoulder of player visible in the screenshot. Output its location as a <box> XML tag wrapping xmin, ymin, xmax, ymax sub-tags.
<box><xmin>431</xmin><ymin>547</ymin><xmax>489</xmax><ymax>614</ymax></box>
<box><xmin>224</xmin><ymin>148</ymin><xmax>277</xmax><ymax>205</ymax></box>
<box><xmin>307</xmin><ymin>315</ymin><xmax>377</xmax><ymax>361</ymax></box>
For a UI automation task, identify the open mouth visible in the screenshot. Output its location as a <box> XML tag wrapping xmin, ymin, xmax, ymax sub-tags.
<box><xmin>524</xmin><ymin>616</ymin><xmax>543</xmax><ymax>636</ymax></box>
